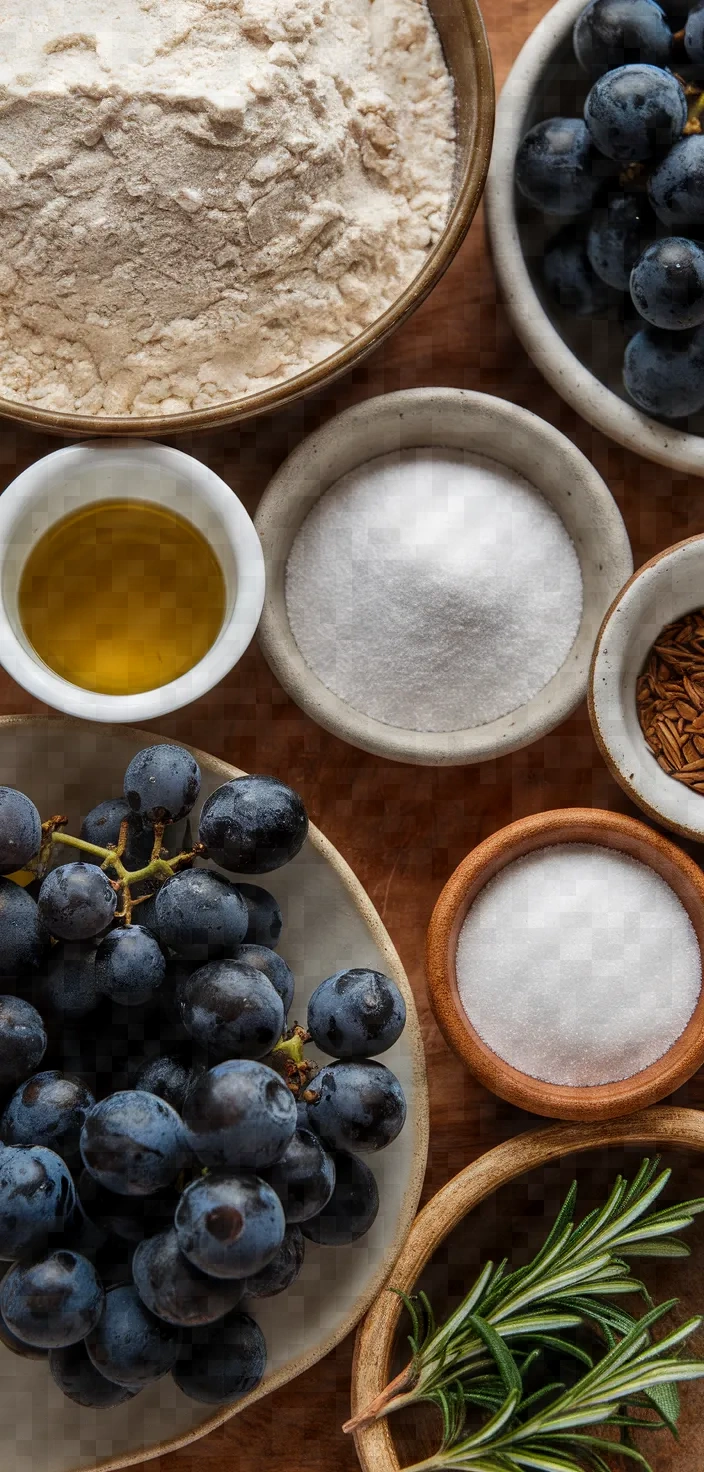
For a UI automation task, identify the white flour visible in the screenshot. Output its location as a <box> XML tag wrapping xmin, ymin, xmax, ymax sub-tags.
<box><xmin>0</xmin><ymin>0</ymin><xmax>455</xmax><ymax>416</ymax></box>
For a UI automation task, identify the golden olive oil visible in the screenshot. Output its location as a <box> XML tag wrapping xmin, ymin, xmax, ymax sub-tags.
<box><xmin>18</xmin><ymin>500</ymin><xmax>226</xmax><ymax>696</ymax></box>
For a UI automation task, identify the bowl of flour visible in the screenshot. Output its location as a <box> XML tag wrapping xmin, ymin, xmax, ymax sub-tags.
<box><xmin>254</xmin><ymin>387</ymin><xmax>633</xmax><ymax>766</ymax></box>
<box><xmin>0</xmin><ymin>0</ymin><xmax>493</xmax><ymax>434</ymax></box>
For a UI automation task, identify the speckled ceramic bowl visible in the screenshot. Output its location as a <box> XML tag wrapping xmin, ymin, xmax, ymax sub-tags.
<box><xmin>590</xmin><ymin>535</ymin><xmax>704</xmax><ymax>841</ymax></box>
<box><xmin>0</xmin><ymin>716</ymin><xmax>428</xmax><ymax>1472</ymax></box>
<box><xmin>255</xmin><ymin>387</ymin><xmax>633</xmax><ymax>766</ymax></box>
<box><xmin>485</xmin><ymin>0</ymin><xmax>704</xmax><ymax>475</ymax></box>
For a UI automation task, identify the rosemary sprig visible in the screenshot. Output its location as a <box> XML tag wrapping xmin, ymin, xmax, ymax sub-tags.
<box><xmin>344</xmin><ymin>1159</ymin><xmax>704</xmax><ymax>1434</ymax></box>
<box><xmin>399</xmin><ymin>1300</ymin><xmax>704</xmax><ymax>1472</ymax></box>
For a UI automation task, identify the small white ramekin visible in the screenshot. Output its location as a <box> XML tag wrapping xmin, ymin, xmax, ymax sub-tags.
<box><xmin>0</xmin><ymin>441</ymin><xmax>265</xmax><ymax>722</ymax></box>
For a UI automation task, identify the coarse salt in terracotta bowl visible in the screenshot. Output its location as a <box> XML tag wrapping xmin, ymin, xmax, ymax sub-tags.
<box><xmin>425</xmin><ymin>807</ymin><xmax>704</xmax><ymax>1122</ymax></box>
<box><xmin>255</xmin><ymin>388</ymin><xmax>633</xmax><ymax>767</ymax></box>
<box><xmin>590</xmin><ymin>536</ymin><xmax>704</xmax><ymax>843</ymax></box>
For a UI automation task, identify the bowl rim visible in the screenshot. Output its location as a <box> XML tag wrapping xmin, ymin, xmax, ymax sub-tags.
<box><xmin>425</xmin><ymin>806</ymin><xmax>704</xmax><ymax>1121</ymax></box>
<box><xmin>350</xmin><ymin>1104</ymin><xmax>704</xmax><ymax>1472</ymax></box>
<box><xmin>589</xmin><ymin>532</ymin><xmax>704</xmax><ymax>841</ymax></box>
<box><xmin>0</xmin><ymin>713</ymin><xmax>429</xmax><ymax>1472</ymax></box>
<box><xmin>0</xmin><ymin>0</ymin><xmax>494</xmax><ymax>440</ymax></box>
<box><xmin>0</xmin><ymin>441</ymin><xmax>265</xmax><ymax>722</ymax></box>
<box><xmin>255</xmin><ymin>386</ymin><xmax>633</xmax><ymax>767</ymax></box>
<box><xmin>484</xmin><ymin>0</ymin><xmax>704</xmax><ymax>477</ymax></box>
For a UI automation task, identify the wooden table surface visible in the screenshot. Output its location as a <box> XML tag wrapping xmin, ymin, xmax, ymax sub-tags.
<box><xmin>4</xmin><ymin>2</ymin><xmax>704</xmax><ymax>1468</ymax></box>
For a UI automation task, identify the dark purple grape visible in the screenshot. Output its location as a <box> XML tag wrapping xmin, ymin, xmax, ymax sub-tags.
<box><xmin>198</xmin><ymin>776</ymin><xmax>308</xmax><ymax>875</ymax></box>
<box><xmin>574</xmin><ymin>0</ymin><xmax>673</xmax><ymax>77</ymax></box>
<box><xmin>0</xmin><ymin>1250</ymin><xmax>104</xmax><ymax>1348</ymax></box>
<box><xmin>587</xmin><ymin>192</ymin><xmax>653</xmax><ymax>290</ymax></box>
<box><xmin>0</xmin><ymin>1146</ymin><xmax>75</xmax><ymax>1259</ymax></box>
<box><xmin>237</xmin><ymin>884</ymin><xmax>283</xmax><ymax>948</ymax></box>
<box><xmin>180</xmin><ymin>960</ymin><xmax>284</xmax><ymax>1060</ymax></box>
<box><xmin>183</xmin><ymin>1059</ymin><xmax>296</xmax><ymax>1170</ymax></box>
<box><xmin>234</xmin><ymin>945</ymin><xmax>295</xmax><ymax>1014</ymax></box>
<box><xmin>307</xmin><ymin>1060</ymin><xmax>406</xmax><ymax>1154</ymax></box>
<box><xmin>77</xmin><ymin>1170</ymin><xmax>178</xmax><ymax>1245</ymax></box>
<box><xmin>0</xmin><ymin>879</ymin><xmax>48</xmax><ymax>982</ymax></box>
<box><xmin>307</xmin><ymin>968</ymin><xmax>406</xmax><ymax>1059</ymax></box>
<box><xmin>133</xmin><ymin>1055</ymin><xmax>190</xmax><ymax>1113</ymax></box>
<box><xmin>50</xmin><ymin>1339</ymin><xmax>138</xmax><ymax>1407</ymax></box>
<box><xmin>172</xmin><ymin>1309</ymin><xmax>266</xmax><ymax>1405</ymax></box>
<box><xmin>0</xmin><ymin>995</ymin><xmax>46</xmax><ymax>1087</ymax></box>
<box><xmin>95</xmin><ymin>925</ymin><xmax>165</xmax><ymax>1007</ymax></box>
<box><xmin>623</xmin><ymin>323</ymin><xmax>704</xmax><ymax>414</ymax></box>
<box><xmin>80</xmin><ymin>1091</ymin><xmax>188</xmax><ymax>1196</ymax></box>
<box><xmin>0</xmin><ymin>788</ymin><xmax>41</xmax><ymax>874</ymax></box>
<box><xmin>80</xmin><ymin>798</ymin><xmax>153</xmax><ymax>871</ymax></box>
<box><xmin>649</xmin><ymin>135</ymin><xmax>704</xmax><ymax>227</ymax></box>
<box><xmin>123</xmin><ymin>745</ymin><xmax>200</xmax><ymax>825</ymax></box>
<box><xmin>0</xmin><ymin>1308</ymin><xmax>48</xmax><ymax>1359</ymax></box>
<box><xmin>584</xmin><ymin>65</ymin><xmax>686</xmax><ymax>163</ymax></box>
<box><xmin>301</xmin><ymin>1151</ymin><xmax>379</xmax><ymax>1246</ymax></box>
<box><xmin>133</xmin><ymin>1228</ymin><xmax>244</xmax><ymax>1327</ymax></box>
<box><xmin>685</xmin><ymin>0</ymin><xmax>704</xmax><ymax>62</ymax></box>
<box><xmin>155</xmin><ymin>869</ymin><xmax>248</xmax><ymax>962</ymax></box>
<box><xmin>515</xmin><ymin>118</ymin><xmax>602</xmax><ymax>216</ymax></box>
<box><xmin>85</xmin><ymin>1283</ymin><xmax>181</xmax><ymax>1389</ymax></box>
<box><xmin>38</xmin><ymin>941</ymin><xmax>99</xmax><ymax>1020</ymax></box>
<box><xmin>543</xmin><ymin>232</ymin><xmax>612</xmax><ymax>315</ymax></box>
<box><xmin>630</xmin><ymin>237</ymin><xmax>704</xmax><ymax>328</ymax></box>
<box><xmin>0</xmin><ymin>1071</ymin><xmax>94</xmax><ymax>1166</ymax></box>
<box><xmin>175</xmin><ymin>1172</ymin><xmax>285</xmax><ymax>1280</ymax></box>
<box><xmin>261</xmin><ymin>1129</ymin><xmax>335</xmax><ymax>1223</ymax></box>
<box><xmin>244</xmin><ymin>1225</ymin><xmax>304</xmax><ymax>1298</ymax></box>
<box><xmin>38</xmin><ymin>863</ymin><xmax>117</xmax><ymax>942</ymax></box>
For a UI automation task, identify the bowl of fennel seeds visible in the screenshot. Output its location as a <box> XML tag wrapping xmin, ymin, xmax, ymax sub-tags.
<box><xmin>590</xmin><ymin>532</ymin><xmax>704</xmax><ymax>842</ymax></box>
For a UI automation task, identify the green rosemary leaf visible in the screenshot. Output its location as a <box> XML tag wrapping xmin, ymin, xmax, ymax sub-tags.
<box><xmin>465</xmin><ymin>1315</ymin><xmax>523</xmax><ymax>1398</ymax></box>
<box><xmin>522</xmin><ymin>1335</ymin><xmax>593</xmax><ymax>1370</ymax></box>
<box><xmin>617</xmin><ymin>1238</ymin><xmax>691</xmax><ymax>1259</ymax></box>
<box><xmin>514</xmin><ymin>1382</ymin><xmax>566</xmax><ymax>1418</ymax></box>
<box><xmin>643</xmin><ymin>1379</ymin><xmax>680</xmax><ymax>1433</ymax></box>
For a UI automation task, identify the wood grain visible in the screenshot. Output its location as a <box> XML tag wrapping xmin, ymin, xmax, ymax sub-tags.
<box><xmin>1</xmin><ymin>1</ymin><xmax>703</xmax><ymax>1468</ymax></box>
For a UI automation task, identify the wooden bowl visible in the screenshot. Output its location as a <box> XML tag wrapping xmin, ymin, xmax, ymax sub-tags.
<box><xmin>350</xmin><ymin>1106</ymin><xmax>704</xmax><ymax>1472</ymax></box>
<box><xmin>0</xmin><ymin>0</ymin><xmax>493</xmax><ymax>440</ymax></box>
<box><xmin>0</xmin><ymin>716</ymin><xmax>429</xmax><ymax>1472</ymax></box>
<box><xmin>426</xmin><ymin>808</ymin><xmax>704</xmax><ymax>1122</ymax></box>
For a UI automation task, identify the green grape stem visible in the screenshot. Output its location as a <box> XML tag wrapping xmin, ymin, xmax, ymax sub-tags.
<box><xmin>39</xmin><ymin>817</ymin><xmax>206</xmax><ymax>924</ymax></box>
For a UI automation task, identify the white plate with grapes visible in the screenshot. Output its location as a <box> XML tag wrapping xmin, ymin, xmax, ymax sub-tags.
<box><xmin>485</xmin><ymin>0</ymin><xmax>704</xmax><ymax>476</ymax></box>
<box><xmin>0</xmin><ymin>716</ymin><xmax>427</xmax><ymax>1472</ymax></box>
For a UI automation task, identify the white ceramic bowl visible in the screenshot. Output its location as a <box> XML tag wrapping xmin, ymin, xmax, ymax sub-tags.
<box><xmin>484</xmin><ymin>0</ymin><xmax>704</xmax><ymax>476</ymax></box>
<box><xmin>255</xmin><ymin>387</ymin><xmax>633</xmax><ymax>766</ymax></box>
<box><xmin>590</xmin><ymin>535</ymin><xmax>704</xmax><ymax>841</ymax></box>
<box><xmin>0</xmin><ymin>442</ymin><xmax>265</xmax><ymax>722</ymax></box>
<box><xmin>0</xmin><ymin>716</ymin><xmax>428</xmax><ymax>1472</ymax></box>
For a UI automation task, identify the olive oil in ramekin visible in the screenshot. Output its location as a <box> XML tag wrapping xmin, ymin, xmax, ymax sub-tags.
<box><xmin>18</xmin><ymin>500</ymin><xmax>226</xmax><ymax>696</ymax></box>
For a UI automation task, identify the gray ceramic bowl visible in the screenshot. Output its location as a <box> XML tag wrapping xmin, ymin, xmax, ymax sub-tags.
<box><xmin>255</xmin><ymin>387</ymin><xmax>633</xmax><ymax>766</ymax></box>
<box><xmin>590</xmin><ymin>536</ymin><xmax>704</xmax><ymax>842</ymax></box>
<box><xmin>485</xmin><ymin>0</ymin><xmax>704</xmax><ymax>476</ymax></box>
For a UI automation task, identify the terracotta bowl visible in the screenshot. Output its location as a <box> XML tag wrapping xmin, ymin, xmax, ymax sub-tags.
<box><xmin>0</xmin><ymin>0</ymin><xmax>493</xmax><ymax>440</ymax></box>
<box><xmin>425</xmin><ymin>807</ymin><xmax>704</xmax><ymax>1122</ymax></box>
<box><xmin>350</xmin><ymin>1106</ymin><xmax>704</xmax><ymax>1472</ymax></box>
<box><xmin>590</xmin><ymin>536</ymin><xmax>704</xmax><ymax>844</ymax></box>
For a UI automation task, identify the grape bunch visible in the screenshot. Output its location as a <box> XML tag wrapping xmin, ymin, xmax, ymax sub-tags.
<box><xmin>0</xmin><ymin>745</ymin><xmax>408</xmax><ymax>1409</ymax></box>
<box><xmin>515</xmin><ymin>0</ymin><xmax>704</xmax><ymax>420</ymax></box>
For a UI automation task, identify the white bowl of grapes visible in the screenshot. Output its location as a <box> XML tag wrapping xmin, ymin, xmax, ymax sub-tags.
<box><xmin>0</xmin><ymin>717</ymin><xmax>426</xmax><ymax>1472</ymax></box>
<box><xmin>485</xmin><ymin>0</ymin><xmax>704</xmax><ymax>475</ymax></box>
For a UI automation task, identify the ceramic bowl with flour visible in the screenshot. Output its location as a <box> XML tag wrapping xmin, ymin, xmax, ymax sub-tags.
<box><xmin>0</xmin><ymin>0</ymin><xmax>493</xmax><ymax>437</ymax></box>
<box><xmin>255</xmin><ymin>388</ymin><xmax>633</xmax><ymax>766</ymax></box>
